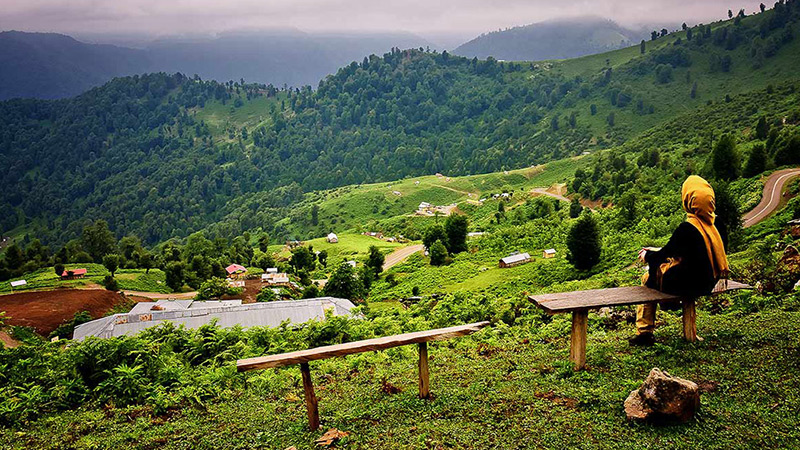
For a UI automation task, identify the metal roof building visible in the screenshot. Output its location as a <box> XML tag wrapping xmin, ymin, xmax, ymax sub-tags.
<box><xmin>73</xmin><ymin>297</ymin><xmax>356</xmax><ymax>341</ymax></box>
<box><xmin>499</xmin><ymin>252</ymin><xmax>532</xmax><ymax>268</ymax></box>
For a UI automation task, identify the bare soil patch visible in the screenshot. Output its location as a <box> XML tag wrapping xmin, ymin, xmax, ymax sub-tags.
<box><xmin>0</xmin><ymin>289</ymin><xmax>128</xmax><ymax>335</ymax></box>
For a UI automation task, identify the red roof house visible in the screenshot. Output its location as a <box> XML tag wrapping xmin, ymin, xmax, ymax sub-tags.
<box><xmin>61</xmin><ymin>268</ymin><xmax>88</xmax><ymax>279</ymax></box>
<box><xmin>225</xmin><ymin>264</ymin><xmax>247</xmax><ymax>276</ymax></box>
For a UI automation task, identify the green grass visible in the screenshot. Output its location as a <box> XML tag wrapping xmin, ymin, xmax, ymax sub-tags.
<box><xmin>0</xmin><ymin>264</ymin><xmax>170</xmax><ymax>294</ymax></box>
<box><xmin>3</xmin><ymin>305</ymin><xmax>798</xmax><ymax>449</ymax></box>
<box><xmin>270</xmin><ymin>156</ymin><xmax>592</xmax><ymax>241</ymax></box>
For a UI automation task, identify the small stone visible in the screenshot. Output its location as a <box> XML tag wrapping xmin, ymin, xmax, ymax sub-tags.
<box><xmin>624</xmin><ymin>368</ymin><xmax>700</xmax><ymax>423</ymax></box>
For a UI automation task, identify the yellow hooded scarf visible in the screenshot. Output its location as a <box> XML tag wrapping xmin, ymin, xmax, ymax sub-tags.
<box><xmin>681</xmin><ymin>175</ymin><xmax>729</xmax><ymax>279</ymax></box>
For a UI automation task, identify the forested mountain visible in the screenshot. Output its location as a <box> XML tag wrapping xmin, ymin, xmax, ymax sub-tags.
<box><xmin>0</xmin><ymin>31</ymin><xmax>149</xmax><ymax>100</ymax></box>
<box><xmin>1</xmin><ymin>3</ymin><xmax>799</xmax><ymax>249</ymax></box>
<box><xmin>453</xmin><ymin>16</ymin><xmax>648</xmax><ymax>61</ymax></box>
<box><xmin>145</xmin><ymin>31</ymin><xmax>436</xmax><ymax>88</ymax></box>
<box><xmin>0</xmin><ymin>30</ymin><xmax>434</xmax><ymax>100</ymax></box>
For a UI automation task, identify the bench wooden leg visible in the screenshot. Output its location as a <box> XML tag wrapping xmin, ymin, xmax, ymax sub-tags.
<box><xmin>570</xmin><ymin>310</ymin><xmax>588</xmax><ymax>370</ymax></box>
<box><xmin>418</xmin><ymin>342</ymin><xmax>430</xmax><ymax>399</ymax></box>
<box><xmin>682</xmin><ymin>299</ymin><xmax>697</xmax><ymax>342</ymax></box>
<box><xmin>300</xmin><ymin>362</ymin><xmax>320</xmax><ymax>430</ymax></box>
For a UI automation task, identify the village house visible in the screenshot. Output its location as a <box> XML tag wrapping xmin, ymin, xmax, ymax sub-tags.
<box><xmin>499</xmin><ymin>252</ymin><xmax>532</xmax><ymax>268</ymax></box>
<box><xmin>60</xmin><ymin>268</ymin><xmax>87</xmax><ymax>280</ymax></box>
<box><xmin>225</xmin><ymin>264</ymin><xmax>247</xmax><ymax>278</ymax></box>
<box><xmin>327</xmin><ymin>233</ymin><xmax>338</xmax><ymax>243</ymax></box>
<box><xmin>543</xmin><ymin>249</ymin><xmax>557</xmax><ymax>259</ymax></box>
<box><xmin>261</xmin><ymin>272</ymin><xmax>291</xmax><ymax>286</ymax></box>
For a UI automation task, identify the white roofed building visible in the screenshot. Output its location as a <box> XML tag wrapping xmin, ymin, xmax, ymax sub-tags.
<box><xmin>499</xmin><ymin>252</ymin><xmax>532</xmax><ymax>268</ymax></box>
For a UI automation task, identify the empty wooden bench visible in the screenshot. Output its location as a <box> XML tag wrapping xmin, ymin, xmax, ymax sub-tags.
<box><xmin>237</xmin><ymin>321</ymin><xmax>489</xmax><ymax>429</ymax></box>
<box><xmin>528</xmin><ymin>280</ymin><xmax>751</xmax><ymax>370</ymax></box>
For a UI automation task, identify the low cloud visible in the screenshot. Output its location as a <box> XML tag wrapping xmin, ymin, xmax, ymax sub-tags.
<box><xmin>0</xmin><ymin>0</ymin><xmax>767</xmax><ymax>37</ymax></box>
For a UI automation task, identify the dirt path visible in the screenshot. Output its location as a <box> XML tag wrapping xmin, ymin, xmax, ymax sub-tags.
<box><xmin>530</xmin><ymin>187</ymin><xmax>570</xmax><ymax>203</ymax></box>
<box><xmin>0</xmin><ymin>330</ymin><xmax>19</xmax><ymax>348</ymax></box>
<box><xmin>121</xmin><ymin>290</ymin><xmax>197</xmax><ymax>299</ymax></box>
<box><xmin>743</xmin><ymin>168</ymin><xmax>800</xmax><ymax>228</ymax></box>
<box><xmin>383</xmin><ymin>244</ymin><xmax>424</xmax><ymax>271</ymax></box>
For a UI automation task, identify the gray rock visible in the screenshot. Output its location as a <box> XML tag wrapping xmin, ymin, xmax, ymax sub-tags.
<box><xmin>624</xmin><ymin>368</ymin><xmax>700</xmax><ymax>423</ymax></box>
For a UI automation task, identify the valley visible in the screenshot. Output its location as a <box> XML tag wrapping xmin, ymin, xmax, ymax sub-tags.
<box><xmin>1</xmin><ymin>3</ymin><xmax>800</xmax><ymax>449</ymax></box>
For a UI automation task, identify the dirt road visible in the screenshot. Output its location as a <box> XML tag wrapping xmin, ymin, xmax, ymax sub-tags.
<box><xmin>743</xmin><ymin>168</ymin><xmax>800</xmax><ymax>228</ymax></box>
<box><xmin>530</xmin><ymin>187</ymin><xmax>570</xmax><ymax>203</ymax></box>
<box><xmin>383</xmin><ymin>244</ymin><xmax>424</xmax><ymax>271</ymax></box>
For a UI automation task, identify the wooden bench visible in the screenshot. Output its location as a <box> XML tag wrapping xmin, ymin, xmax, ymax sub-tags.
<box><xmin>236</xmin><ymin>321</ymin><xmax>489</xmax><ymax>429</ymax></box>
<box><xmin>528</xmin><ymin>280</ymin><xmax>752</xmax><ymax>370</ymax></box>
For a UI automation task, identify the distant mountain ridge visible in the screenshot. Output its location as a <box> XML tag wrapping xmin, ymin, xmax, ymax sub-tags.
<box><xmin>453</xmin><ymin>16</ymin><xmax>649</xmax><ymax>61</ymax></box>
<box><xmin>0</xmin><ymin>31</ymin><xmax>150</xmax><ymax>100</ymax></box>
<box><xmin>0</xmin><ymin>30</ymin><xmax>435</xmax><ymax>100</ymax></box>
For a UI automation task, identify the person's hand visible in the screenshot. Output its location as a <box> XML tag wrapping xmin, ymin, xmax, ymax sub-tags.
<box><xmin>637</xmin><ymin>248</ymin><xmax>648</xmax><ymax>262</ymax></box>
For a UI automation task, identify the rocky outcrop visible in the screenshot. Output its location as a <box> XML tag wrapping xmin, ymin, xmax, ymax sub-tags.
<box><xmin>624</xmin><ymin>368</ymin><xmax>700</xmax><ymax>423</ymax></box>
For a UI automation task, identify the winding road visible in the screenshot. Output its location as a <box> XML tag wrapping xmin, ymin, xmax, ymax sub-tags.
<box><xmin>742</xmin><ymin>168</ymin><xmax>800</xmax><ymax>228</ymax></box>
<box><xmin>383</xmin><ymin>244</ymin><xmax>424</xmax><ymax>271</ymax></box>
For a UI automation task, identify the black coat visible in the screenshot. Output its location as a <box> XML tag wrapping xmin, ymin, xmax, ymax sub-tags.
<box><xmin>645</xmin><ymin>222</ymin><xmax>717</xmax><ymax>297</ymax></box>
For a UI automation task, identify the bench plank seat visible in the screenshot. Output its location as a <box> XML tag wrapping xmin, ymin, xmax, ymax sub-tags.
<box><xmin>237</xmin><ymin>321</ymin><xmax>489</xmax><ymax>371</ymax></box>
<box><xmin>531</xmin><ymin>280</ymin><xmax>752</xmax><ymax>314</ymax></box>
<box><xmin>236</xmin><ymin>321</ymin><xmax>489</xmax><ymax>429</ymax></box>
<box><xmin>528</xmin><ymin>279</ymin><xmax>752</xmax><ymax>370</ymax></box>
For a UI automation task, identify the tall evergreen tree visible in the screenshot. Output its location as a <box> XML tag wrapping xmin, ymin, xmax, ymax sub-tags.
<box><xmin>444</xmin><ymin>214</ymin><xmax>469</xmax><ymax>254</ymax></box>
<box><xmin>365</xmin><ymin>245</ymin><xmax>385</xmax><ymax>277</ymax></box>
<box><xmin>755</xmin><ymin>116</ymin><xmax>770</xmax><ymax>139</ymax></box>
<box><xmin>743</xmin><ymin>144</ymin><xmax>767</xmax><ymax>177</ymax></box>
<box><xmin>569</xmin><ymin>197</ymin><xmax>583</xmax><ymax>219</ymax></box>
<box><xmin>711</xmin><ymin>134</ymin><xmax>741</xmax><ymax>181</ymax></box>
<box><xmin>566</xmin><ymin>213</ymin><xmax>602</xmax><ymax>271</ymax></box>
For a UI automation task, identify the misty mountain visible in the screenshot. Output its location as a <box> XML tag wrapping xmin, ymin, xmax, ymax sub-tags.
<box><xmin>0</xmin><ymin>30</ymin><xmax>435</xmax><ymax>100</ymax></box>
<box><xmin>145</xmin><ymin>30</ymin><xmax>435</xmax><ymax>88</ymax></box>
<box><xmin>0</xmin><ymin>31</ymin><xmax>150</xmax><ymax>100</ymax></box>
<box><xmin>453</xmin><ymin>16</ymin><xmax>649</xmax><ymax>61</ymax></box>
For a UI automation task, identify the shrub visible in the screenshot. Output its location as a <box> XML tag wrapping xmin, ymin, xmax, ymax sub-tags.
<box><xmin>102</xmin><ymin>275</ymin><xmax>119</xmax><ymax>291</ymax></box>
<box><xmin>324</xmin><ymin>262</ymin><xmax>365</xmax><ymax>301</ymax></box>
<box><xmin>196</xmin><ymin>277</ymin><xmax>233</xmax><ymax>300</ymax></box>
<box><xmin>256</xmin><ymin>288</ymin><xmax>277</xmax><ymax>302</ymax></box>
<box><xmin>429</xmin><ymin>240</ymin><xmax>448</xmax><ymax>266</ymax></box>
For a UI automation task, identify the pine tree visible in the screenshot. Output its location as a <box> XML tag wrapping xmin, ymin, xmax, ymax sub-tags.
<box><xmin>712</xmin><ymin>180</ymin><xmax>742</xmax><ymax>250</ymax></box>
<box><xmin>755</xmin><ymin>116</ymin><xmax>769</xmax><ymax>139</ymax></box>
<box><xmin>365</xmin><ymin>245</ymin><xmax>385</xmax><ymax>277</ymax></box>
<box><xmin>569</xmin><ymin>197</ymin><xmax>583</xmax><ymax>218</ymax></box>
<box><xmin>711</xmin><ymin>134</ymin><xmax>741</xmax><ymax>180</ymax></box>
<box><xmin>640</xmin><ymin>40</ymin><xmax>646</xmax><ymax>54</ymax></box>
<box><xmin>444</xmin><ymin>214</ymin><xmax>469</xmax><ymax>254</ymax></box>
<box><xmin>566</xmin><ymin>213</ymin><xmax>602</xmax><ymax>271</ymax></box>
<box><xmin>743</xmin><ymin>144</ymin><xmax>767</xmax><ymax>177</ymax></box>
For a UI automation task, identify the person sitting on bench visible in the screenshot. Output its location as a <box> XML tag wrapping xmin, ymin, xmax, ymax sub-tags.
<box><xmin>630</xmin><ymin>175</ymin><xmax>729</xmax><ymax>346</ymax></box>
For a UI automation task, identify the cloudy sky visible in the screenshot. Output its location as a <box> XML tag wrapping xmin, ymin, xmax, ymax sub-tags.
<box><xmin>0</xmin><ymin>0</ymin><xmax>767</xmax><ymax>39</ymax></box>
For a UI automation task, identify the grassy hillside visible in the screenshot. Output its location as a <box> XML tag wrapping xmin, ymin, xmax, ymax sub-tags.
<box><xmin>3</xmin><ymin>5</ymin><xmax>799</xmax><ymax>249</ymax></box>
<box><xmin>0</xmin><ymin>264</ymin><xmax>171</xmax><ymax>294</ymax></box>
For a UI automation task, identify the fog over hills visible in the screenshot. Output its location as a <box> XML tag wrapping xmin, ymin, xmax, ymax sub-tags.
<box><xmin>453</xmin><ymin>16</ymin><xmax>654</xmax><ymax>61</ymax></box>
<box><xmin>0</xmin><ymin>29</ymin><xmax>435</xmax><ymax>100</ymax></box>
<box><xmin>0</xmin><ymin>31</ymin><xmax>150</xmax><ymax>100</ymax></box>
